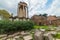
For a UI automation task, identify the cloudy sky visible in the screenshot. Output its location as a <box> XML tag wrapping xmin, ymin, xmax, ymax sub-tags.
<box><xmin>0</xmin><ymin>0</ymin><xmax>60</xmax><ymax>17</ymax></box>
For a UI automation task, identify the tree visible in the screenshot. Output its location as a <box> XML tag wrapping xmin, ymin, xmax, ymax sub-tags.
<box><xmin>39</xmin><ymin>14</ymin><xmax>42</xmax><ymax>16</ymax></box>
<box><xmin>0</xmin><ymin>10</ymin><xmax>11</xmax><ymax>19</ymax></box>
<box><xmin>42</xmin><ymin>13</ymin><xmax>47</xmax><ymax>17</ymax></box>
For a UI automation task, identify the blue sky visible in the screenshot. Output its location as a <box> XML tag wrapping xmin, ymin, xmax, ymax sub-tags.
<box><xmin>0</xmin><ymin>0</ymin><xmax>60</xmax><ymax>17</ymax></box>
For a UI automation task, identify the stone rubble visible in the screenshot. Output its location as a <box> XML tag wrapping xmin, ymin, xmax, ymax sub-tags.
<box><xmin>0</xmin><ymin>29</ymin><xmax>60</xmax><ymax>40</ymax></box>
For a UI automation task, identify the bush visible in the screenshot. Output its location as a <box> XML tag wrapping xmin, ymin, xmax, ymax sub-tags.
<box><xmin>13</xmin><ymin>21</ymin><xmax>34</xmax><ymax>31</ymax></box>
<box><xmin>0</xmin><ymin>20</ymin><xmax>34</xmax><ymax>34</ymax></box>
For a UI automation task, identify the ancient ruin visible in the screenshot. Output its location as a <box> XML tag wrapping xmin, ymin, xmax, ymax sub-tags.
<box><xmin>17</xmin><ymin>2</ymin><xmax>28</xmax><ymax>18</ymax></box>
<box><xmin>10</xmin><ymin>2</ymin><xmax>29</xmax><ymax>21</ymax></box>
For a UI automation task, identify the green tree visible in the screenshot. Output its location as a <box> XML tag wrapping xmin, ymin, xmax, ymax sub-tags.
<box><xmin>39</xmin><ymin>13</ymin><xmax>48</xmax><ymax>17</ymax></box>
<box><xmin>42</xmin><ymin>13</ymin><xmax>47</xmax><ymax>17</ymax></box>
<box><xmin>0</xmin><ymin>10</ymin><xmax>11</xmax><ymax>19</ymax></box>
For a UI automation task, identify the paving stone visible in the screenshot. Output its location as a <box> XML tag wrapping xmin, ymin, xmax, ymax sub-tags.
<box><xmin>23</xmin><ymin>35</ymin><xmax>32</xmax><ymax>40</ymax></box>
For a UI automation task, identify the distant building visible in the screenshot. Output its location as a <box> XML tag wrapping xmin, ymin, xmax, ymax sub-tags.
<box><xmin>47</xmin><ymin>16</ymin><xmax>58</xmax><ymax>26</ymax></box>
<box><xmin>31</xmin><ymin>15</ymin><xmax>60</xmax><ymax>26</ymax></box>
<box><xmin>31</xmin><ymin>15</ymin><xmax>47</xmax><ymax>25</ymax></box>
<box><xmin>57</xmin><ymin>16</ymin><xmax>60</xmax><ymax>25</ymax></box>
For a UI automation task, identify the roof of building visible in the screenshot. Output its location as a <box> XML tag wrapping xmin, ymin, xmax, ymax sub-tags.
<box><xmin>47</xmin><ymin>16</ymin><xmax>57</xmax><ymax>21</ymax></box>
<box><xmin>57</xmin><ymin>16</ymin><xmax>60</xmax><ymax>20</ymax></box>
<box><xmin>18</xmin><ymin>1</ymin><xmax>27</xmax><ymax>5</ymax></box>
<box><xmin>31</xmin><ymin>15</ymin><xmax>46</xmax><ymax>20</ymax></box>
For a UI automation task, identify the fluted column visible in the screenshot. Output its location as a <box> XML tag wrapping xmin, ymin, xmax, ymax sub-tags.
<box><xmin>17</xmin><ymin>5</ymin><xmax>20</xmax><ymax>17</ymax></box>
<box><xmin>27</xmin><ymin>7</ymin><xmax>29</xmax><ymax>18</ymax></box>
<box><xmin>23</xmin><ymin>6</ymin><xmax>26</xmax><ymax>18</ymax></box>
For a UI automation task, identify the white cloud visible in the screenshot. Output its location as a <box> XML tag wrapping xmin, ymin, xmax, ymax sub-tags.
<box><xmin>6</xmin><ymin>1</ymin><xmax>13</xmax><ymax>8</ymax></box>
<box><xmin>0</xmin><ymin>0</ymin><xmax>60</xmax><ymax>17</ymax></box>
<box><xmin>45</xmin><ymin>0</ymin><xmax>60</xmax><ymax>16</ymax></box>
<box><xmin>29</xmin><ymin>0</ymin><xmax>47</xmax><ymax>10</ymax></box>
<box><xmin>28</xmin><ymin>0</ymin><xmax>47</xmax><ymax>17</ymax></box>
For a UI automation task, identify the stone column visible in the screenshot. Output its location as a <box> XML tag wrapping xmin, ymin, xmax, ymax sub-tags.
<box><xmin>27</xmin><ymin>7</ymin><xmax>28</xmax><ymax>18</ymax></box>
<box><xmin>17</xmin><ymin>5</ymin><xmax>20</xmax><ymax>17</ymax></box>
<box><xmin>23</xmin><ymin>5</ymin><xmax>26</xmax><ymax>18</ymax></box>
<box><xmin>25</xmin><ymin>6</ymin><xmax>26</xmax><ymax>18</ymax></box>
<box><xmin>20</xmin><ymin>5</ymin><xmax>23</xmax><ymax>17</ymax></box>
<box><xmin>25</xmin><ymin>7</ymin><xmax>27</xmax><ymax>18</ymax></box>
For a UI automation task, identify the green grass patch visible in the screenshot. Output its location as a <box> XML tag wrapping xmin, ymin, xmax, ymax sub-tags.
<box><xmin>34</xmin><ymin>25</ymin><xmax>48</xmax><ymax>29</ymax></box>
<box><xmin>34</xmin><ymin>25</ymin><xmax>40</xmax><ymax>29</ymax></box>
<box><xmin>34</xmin><ymin>25</ymin><xmax>56</xmax><ymax>31</ymax></box>
<box><xmin>55</xmin><ymin>34</ymin><xmax>60</xmax><ymax>39</ymax></box>
<box><xmin>54</xmin><ymin>32</ymin><xmax>60</xmax><ymax>39</ymax></box>
<box><xmin>34</xmin><ymin>25</ymin><xmax>49</xmax><ymax>30</ymax></box>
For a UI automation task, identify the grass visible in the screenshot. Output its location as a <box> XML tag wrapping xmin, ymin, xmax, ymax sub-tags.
<box><xmin>54</xmin><ymin>33</ymin><xmax>60</xmax><ymax>39</ymax></box>
<box><xmin>34</xmin><ymin>25</ymin><xmax>40</xmax><ymax>29</ymax></box>
<box><xmin>34</xmin><ymin>25</ymin><xmax>60</xmax><ymax>39</ymax></box>
<box><xmin>34</xmin><ymin>25</ymin><xmax>57</xmax><ymax>31</ymax></box>
<box><xmin>34</xmin><ymin>25</ymin><xmax>49</xmax><ymax>30</ymax></box>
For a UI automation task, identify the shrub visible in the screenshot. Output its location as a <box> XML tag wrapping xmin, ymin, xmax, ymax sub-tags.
<box><xmin>0</xmin><ymin>20</ymin><xmax>34</xmax><ymax>34</ymax></box>
<box><xmin>13</xmin><ymin>21</ymin><xmax>34</xmax><ymax>31</ymax></box>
